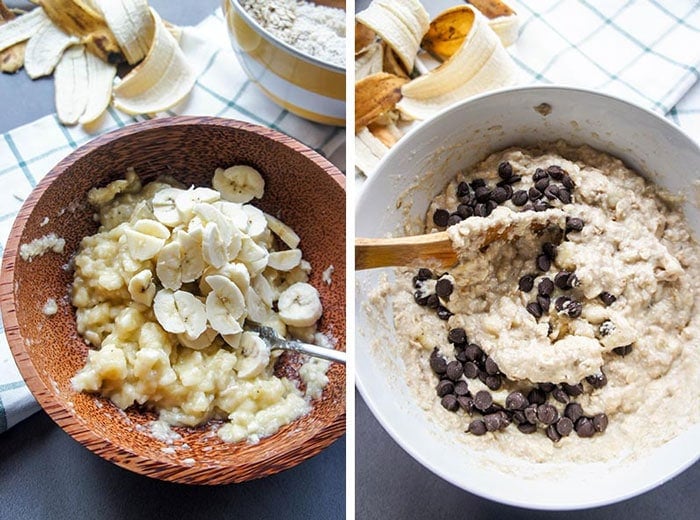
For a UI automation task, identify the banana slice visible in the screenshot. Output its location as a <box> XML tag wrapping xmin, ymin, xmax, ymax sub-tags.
<box><xmin>199</xmin><ymin>261</ymin><xmax>250</xmax><ymax>296</ymax></box>
<box><xmin>152</xmin><ymin>187</ymin><xmax>186</xmax><ymax>227</ymax></box>
<box><xmin>153</xmin><ymin>288</ymin><xmax>207</xmax><ymax>338</ymax></box>
<box><xmin>175</xmin><ymin>229</ymin><xmax>205</xmax><ymax>283</ymax></box>
<box><xmin>0</xmin><ymin>6</ymin><xmax>48</xmax><ymax>53</ymax></box>
<box><xmin>24</xmin><ymin>18</ymin><xmax>78</xmax><ymax>79</ymax></box>
<box><xmin>244</xmin><ymin>285</ymin><xmax>271</xmax><ymax>324</ymax></box>
<box><xmin>92</xmin><ymin>0</ymin><xmax>153</xmax><ymax>65</ymax></box>
<box><xmin>222</xmin><ymin>331</ymin><xmax>242</xmax><ymax>349</ymax></box>
<box><xmin>155</xmin><ymin>241</ymin><xmax>181</xmax><ymax>290</ymax></box>
<box><xmin>212</xmin><ymin>165</ymin><xmax>265</xmax><ymax>203</ymax></box>
<box><xmin>268</xmin><ymin>249</ymin><xmax>302</xmax><ymax>271</ymax></box>
<box><xmin>242</xmin><ymin>204</ymin><xmax>267</xmax><ymax>239</ymax></box>
<box><xmin>54</xmin><ymin>44</ymin><xmax>88</xmax><ymax>125</ymax></box>
<box><xmin>235</xmin><ymin>332</ymin><xmax>270</xmax><ymax>379</ymax></box>
<box><xmin>193</xmin><ymin>203</ymin><xmax>238</xmax><ymax>254</ymax></box>
<box><xmin>124</xmin><ymin>218</ymin><xmax>170</xmax><ymax>260</ymax></box>
<box><xmin>177</xmin><ymin>327</ymin><xmax>217</xmax><ymax>351</ymax></box>
<box><xmin>277</xmin><ymin>282</ymin><xmax>322</xmax><ymax>327</ymax></box>
<box><xmin>397</xmin><ymin>6</ymin><xmax>520</xmax><ymax>121</ymax></box>
<box><xmin>175</xmin><ymin>187</ymin><xmax>220</xmax><ymax>220</ymax></box>
<box><xmin>252</xmin><ymin>274</ymin><xmax>276</xmax><ymax>307</ymax></box>
<box><xmin>127</xmin><ymin>269</ymin><xmax>155</xmax><ymax>306</ymax></box>
<box><xmin>79</xmin><ymin>49</ymin><xmax>116</xmax><ymax>124</ymax></box>
<box><xmin>201</xmin><ymin>221</ymin><xmax>228</xmax><ymax>269</ymax></box>
<box><xmin>237</xmin><ymin>236</ymin><xmax>269</xmax><ymax>276</ymax></box>
<box><xmin>264</xmin><ymin>212</ymin><xmax>300</xmax><ymax>249</ymax></box>
<box><xmin>113</xmin><ymin>8</ymin><xmax>195</xmax><ymax>115</ymax></box>
<box><xmin>213</xmin><ymin>201</ymin><xmax>249</xmax><ymax>232</ymax></box>
<box><xmin>205</xmin><ymin>274</ymin><xmax>247</xmax><ymax>335</ymax></box>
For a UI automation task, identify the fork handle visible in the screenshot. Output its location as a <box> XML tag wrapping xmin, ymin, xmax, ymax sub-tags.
<box><xmin>277</xmin><ymin>341</ymin><xmax>347</xmax><ymax>364</ymax></box>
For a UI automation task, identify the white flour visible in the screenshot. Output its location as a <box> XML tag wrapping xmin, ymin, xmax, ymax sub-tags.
<box><xmin>241</xmin><ymin>0</ymin><xmax>346</xmax><ymax>67</ymax></box>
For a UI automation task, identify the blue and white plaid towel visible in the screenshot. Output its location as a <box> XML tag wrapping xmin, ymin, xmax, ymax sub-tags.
<box><xmin>0</xmin><ymin>9</ymin><xmax>345</xmax><ymax>433</ymax></box>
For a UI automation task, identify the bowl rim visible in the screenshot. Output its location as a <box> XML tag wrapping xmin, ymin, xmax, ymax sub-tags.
<box><xmin>226</xmin><ymin>0</ymin><xmax>346</xmax><ymax>73</ymax></box>
<box><xmin>0</xmin><ymin>115</ymin><xmax>346</xmax><ymax>484</ymax></box>
<box><xmin>355</xmin><ymin>85</ymin><xmax>700</xmax><ymax>510</ymax></box>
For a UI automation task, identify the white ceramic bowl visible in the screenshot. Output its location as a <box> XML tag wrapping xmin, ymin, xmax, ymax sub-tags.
<box><xmin>355</xmin><ymin>86</ymin><xmax>700</xmax><ymax>509</ymax></box>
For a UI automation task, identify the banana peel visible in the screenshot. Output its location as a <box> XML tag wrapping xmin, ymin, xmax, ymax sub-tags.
<box><xmin>422</xmin><ymin>6</ymin><xmax>476</xmax><ymax>62</ymax></box>
<box><xmin>382</xmin><ymin>41</ymin><xmax>409</xmax><ymax>79</ymax></box>
<box><xmin>355</xmin><ymin>20</ymin><xmax>375</xmax><ymax>55</ymax></box>
<box><xmin>0</xmin><ymin>2</ymin><xmax>27</xmax><ymax>73</ymax></box>
<box><xmin>355</xmin><ymin>72</ymin><xmax>408</xmax><ymax>133</ymax></box>
<box><xmin>356</xmin><ymin>127</ymin><xmax>389</xmax><ymax>176</ymax></box>
<box><xmin>25</xmin><ymin>20</ymin><xmax>79</xmax><ymax>78</ymax></box>
<box><xmin>54</xmin><ymin>45</ymin><xmax>88</xmax><ymax>125</ymax></box>
<box><xmin>355</xmin><ymin>41</ymin><xmax>383</xmax><ymax>81</ymax></box>
<box><xmin>37</xmin><ymin>0</ymin><xmax>124</xmax><ymax>64</ymax></box>
<box><xmin>92</xmin><ymin>0</ymin><xmax>152</xmax><ymax>65</ymax></box>
<box><xmin>467</xmin><ymin>0</ymin><xmax>519</xmax><ymax>47</ymax></box>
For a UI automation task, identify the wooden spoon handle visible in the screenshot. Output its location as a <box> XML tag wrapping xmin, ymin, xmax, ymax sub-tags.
<box><xmin>355</xmin><ymin>232</ymin><xmax>456</xmax><ymax>270</ymax></box>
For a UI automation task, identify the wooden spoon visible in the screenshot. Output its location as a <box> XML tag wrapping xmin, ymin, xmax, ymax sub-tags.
<box><xmin>312</xmin><ymin>0</ymin><xmax>346</xmax><ymax>9</ymax></box>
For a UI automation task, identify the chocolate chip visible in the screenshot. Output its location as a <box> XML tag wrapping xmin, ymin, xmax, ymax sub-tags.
<box><xmin>533</xmin><ymin>168</ymin><xmax>548</xmax><ymax>182</ymax></box>
<box><xmin>537</xmin><ymin>295</ymin><xmax>551</xmax><ymax>313</ymax></box>
<box><xmin>536</xmin><ymin>253</ymin><xmax>551</xmax><ymax>272</ymax></box>
<box><xmin>446</xmin><ymin>361</ymin><xmax>463</xmax><ymax>381</ymax></box>
<box><xmin>542</xmin><ymin>242</ymin><xmax>557</xmax><ymax>260</ymax></box>
<box><xmin>429</xmin><ymin>350</ymin><xmax>447</xmax><ymax>375</ymax></box>
<box><xmin>539</xmin><ymin>382</ymin><xmax>556</xmax><ymax>393</ymax></box>
<box><xmin>468</xmin><ymin>419</ymin><xmax>487</xmax><ymax>435</ymax></box>
<box><xmin>498</xmin><ymin>161</ymin><xmax>513</xmax><ymax>179</ymax></box>
<box><xmin>447</xmin><ymin>214</ymin><xmax>463</xmax><ymax>226</ymax></box>
<box><xmin>547</xmin><ymin>165</ymin><xmax>565</xmax><ymax>180</ymax></box>
<box><xmin>564</xmin><ymin>402</ymin><xmax>584</xmax><ymax>423</ymax></box>
<box><xmin>564</xmin><ymin>300</ymin><xmax>582</xmax><ymax>318</ymax></box>
<box><xmin>556</xmin><ymin>417</ymin><xmax>574</xmax><ymax>437</ymax></box>
<box><xmin>491</xmin><ymin>186</ymin><xmax>510</xmax><ymax>204</ymax></box>
<box><xmin>436</xmin><ymin>380</ymin><xmax>454</xmax><ymax>397</ymax></box>
<box><xmin>522</xmin><ymin>202</ymin><xmax>534</xmax><ymax>212</ymax></box>
<box><xmin>484</xmin><ymin>374</ymin><xmax>502</xmax><ymax>391</ymax></box>
<box><xmin>519</xmin><ymin>274</ymin><xmax>535</xmax><ymax>292</ymax></box>
<box><xmin>470</xmin><ymin>178</ymin><xmax>486</xmax><ymax>189</ymax></box>
<box><xmin>426</xmin><ymin>294</ymin><xmax>440</xmax><ymax>309</ymax></box>
<box><xmin>512</xmin><ymin>190</ymin><xmax>529</xmax><ymax>206</ymax></box>
<box><xmin>565</xmin><ymin>216</ymin><xmax>584</xmax><ymax>232</ymax></box>
<box><xmin>555</xmin><ymin>296</ymin><xmax>571</xmax><ymax>311</ymax></box>
<box><xmin>465</xmin><ymin>344</ymin><xmax>484</xmax><ymax>363</ymax></box>
<box><xmin>433</xmin><ymin>208</ymin><xmax>449</xmax><ymax>227</ymax></box>
<box><xmin>528</xmin><ymin>187</ymin><xmax>543</xmax><ymax>201</ymax></box>
<box><xmin>441</xmin><ymin>394</ymin><xmax>459</xmax><ymax>412</ymax></box>
<box><xmin>497</xmin><ymin>175</ymin><xmax>522</xmax><ymax>187</ymax></box>
<box><xmin>472</xmin><ymin>203</ymin><xmax>485</xmax><ymax>217</ymax></box>
<box><xmin>538</xmin><ymin>277</ymin><xmax>554</xmax><ymax>296</ymax></box>
<box><xmin>436</xmin><ymin>306</ymin><xmax>453</xmax><ymax>320</ymax></box>
<box><xmin>435</xmin><ymin>278</ymin><xmax>454</xmax><ymax>300</ymax></box>
<box><xmin>613</xmin><ymin>344</ymin><xmax>633</xmax><ymax>356</ymax></box>
<box><xmin>586</xmin><ymin>371</ymin><xmax>608</xmax><ymax>389</ymax></box>
<box><xmin>416</xmin><ymin>268</ymin><xmax>434</xmax><ymax>281</ymax></box>
<box><xmin>484</xmin><ymin>356</ymin><xmax>500</xmax><ymax>375</ymax></box>
<box><xmin>474</xmin><ymin>390</ymin><xmax>493</xmax><ymax>411</ymax></box>
<box><xmin>463</xmin><ymin>361</ymin><xmax>479</xmax><ymax>379</ymax></box>
<box><xmin>593</xmin><ymin>413</ymin><xmax>608</xmax><ymax>432</ymax></box>
<box><xmin>537</xmin><ymin>404</ymin><xmax>559</xmax><ymax>425</ymax></box>
<box><xmin>512</xmin><ymin>411</ymin><xmax>527</xmax><ymax>424</ymax></box>
<box><xmin>551</xmin><ymin>386</ymin><xmax>570</xmax><ymax>404</ymax></box>
<box><xmin>448</xmin><ymin>327</ymin><xmax>467</xmax><ymax>345</ymax></box>
<box><xmin>526</xmin><ymin>302</ymin><xmax>543</xmax><ymax>318</ymax></box>
<box><xmin>456</xmin><ymin>204</ymin><xmax>473</xmax><ymax>219</ymax></box>
<box><xmin>501</xmin><ymin>184</ymin><xmax>514</xmax><ymax>199</ymax></box>
<box><xmin>561</xmin><ymin>174</ymin><xmax>575</xmax><ymax>190</ymax></box>
<box><xmin>562</xmin><ymin>382</ymin><xmax>584</xmax><ymax>397</ymax></box>
<box><xmin>575</xmin><ymin>417</ymin><xmax>595</xmax><ymax>437</ymax></box>
<box><xmin>459</xmin><ymin>192</ymin><xmax>476</xmax><ymax>206</ymax></box>
<box><xmin>455</xmin><ymin>350</ymin><xmax>468</xmax><ymax>363</ymax></box>
<box><xmin>454</xmin><ymin>380</ymin><xmax>470</xmax><ymax>396</ymax></box>
<box><xmin>554</xmin><ymin>271</ymin><xmax>572</xmax><ymax>289</ymax></box>
<box><xmin>527</xmin><ymin>388</ymin><xmax>546</xmax><ymax>405</ymax></box>
<box><xmin>414</xmin><ymin>291</ymin><xmax>429</xmax><ymax>306</ymax></box>
<box><xmin>533</xmin><ymin>200</ymin><xmax>551</xmax><ymax>212</ymax></box>
<box><xmin>505</xmin><ymin>391</ymin><xmax>528</xmax><ymax>411</ymax></box>
<box><xmin>557</xmin><ymin>189</ymin><xmax>572</xmax><ymax>204</ymax></box>
<box><xmin>534</xmin><ymin>177</ymin><xmax>550</xmax><ymax>193</ymax></box>
<box><xmin>543</xmin><ymin>184</ymin><xmax>560</xmax><ymax>200</ymax></box>
<box><xmin>599</xmin><ymin>291</ymin><xmax>617</xmax><ymax>306</ymax></box>
<box><xmin>485</xmin><ymin>200</ymin><xmax>498</xmax><ymax>215</ymax></box>
<box><xmin>523</xmin><ymin>404</ymin><xmax>538</xmax><ymax>424</ymax></box>
<box><xmin>484</xmin><ymin>413</ymin><xmax>503</xmax><ymax>432</ymax></box>
<box><xmin>458</xmin><ymin>395</ymin><xmax>475</xmax><ymax>414</ymax></box>
<box><xmin>475</xmin><ymin>186</ymin><xmax>492</xmax><ymax>203</ymax></box>
<box><xmin>518</xmin><ymin>422</ymin><xmax>537</xmax><ymax>434</ymax></box>
<box><xmin>457</xmin><ymin>181</ymin><xmax>471</xmax><ymax>197</ymax></box>
<box><xmin>546</xmin><ymin>424</ymin><xmax>562</xmax><ymax>442</ymax></box>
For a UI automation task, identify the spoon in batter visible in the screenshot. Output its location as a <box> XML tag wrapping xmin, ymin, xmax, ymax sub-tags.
<box><xmin>355</xmin><ymin>207</ymin><xmax>568</xmax><ymax>270</ymax></box>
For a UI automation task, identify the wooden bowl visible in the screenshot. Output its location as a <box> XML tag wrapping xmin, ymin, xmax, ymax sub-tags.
<box><xmin>0</xmin><ymin>116</ymin><xmax>346</xmax><ymax>484</ymax></box>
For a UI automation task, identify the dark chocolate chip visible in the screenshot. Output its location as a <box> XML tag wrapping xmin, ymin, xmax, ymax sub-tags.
<box><xmin>539</xmin><ymin>382</ymin><xmax>556</xmax><ymax>393</ymax></box>
<box><xmin>436</xmin><ymin>379</ymin><xmax>454</xmax><ymax>397</ymax></box>
<box><xmin>519</xmin><ymin>274</ymin><xmax>535</xmax><ymax>292</ymax></box>
<box><xmin>567</xmin><ymin>273</ymin><xmax>580</xmax><ymax>288</ymax></box>
<box><xmin>455</xmin><ymin>349</ymin><xmax>468</xmax><ymax>363</ymax></box>
<box><xmin>533</xmin><ymin>199</ymin><xmax>551</xmax><ymax>212</ymax></box>
<box><xmin>414</xmin><ymin>291</ymin><xmax>429</xmax><ymax>306</ymax></box>
<box><xmin>534</xmin><ymin>177</ymin><xmax>550</xmax><ymax>192</ymax></box>
<box><xmin>441</xmin><ymin>394</ymin><xmax>459</xmax><ymax>412</ymax></box>
<box><xmin>484</xmin><ymin>413</ymin><xmax>503</xmax><ymax>432</ymax></box>
<box><xmin>561</xmin><ymin>174</ymin><xmax>575</xmax><ymax>190</ymax></box>
<box><xmin>465</xmin><ymin>344</ymin><xmax>484</xmax><ymax>363</ymax></box>
<box><xmin>475</xmin><ymin>186</ymin><xmax>492</xmax><ymax>203</ymax></box>
<box><xmin>484</xmin><ymin>374</ymin><xmax>502</xmax><ymax>391</ymax></box>
<box><xmin>551</xmin><ymin>386</ymin><xmax>570</xmax><ymax>404</ymax></box>
<box><xmin>470</xmin><ymin>178</ymin><xmax>486</xmax><ymax>189</ymax></box>
<box><xmin>524</xmin><ymin>404</ymin><xmax>538</xmax><ymax>424</ymax></box>
<box><xmin>528</xmin><ymin>187</ymin><xmax>543</xmax><ymax>201</ymax></box>
<box><xmin>546</xmin><ymin>424</ymin><xmax>562</xmax><ymax>442</ymax></box>
<box><xmin>555</xmin><ymin>295</ymin><xmax>571</xmax><ymax>311</ymax></box>
<box><xmin>502</xmin><ymin>184</ymin><xmax>514</xmax><ymax>199</ymax></box>
<box><xmin>564</xmin><ymin>300</ymin><xmax>582</xmax><ymax>318</ymax></box>
<box><xmin>447</xmin><ymin>214</ymin><xmax>463</xmax><ymax>226</ymax></box>
<box><xmin>426</xmin><ymin>294</ymin><xmax>440</xmax><ymax>309</ymax></box>
<box><xmin>498</xmin><ymin>161</ymin><xmax>513</xmax><ymax>179</ymax></box>
<box><xmin>497</xmin><ymin>175</ymin><xmax>522</xmax><ymax>187</ymax></box>
<box><xmin>429</xmin><ymin>353</ymin><xmax>447</xmax><ymax>375</ymax></box>
<box><xmin>561</xmin><ymin>382</ymin><xmax>584</xmax><ymax>397</ymax></box>
<box><xmin>435</xmin><ymin>278</ymin><xmax>454</xmax><ymax>300</ymax></box>
<box><xmin>565</xmin><ymin>216</ymin><xmax>584</xmax><ymax>232</ymax></box>
<box><xmin>542</xmin><ymin>242</ymin><xmax>557</xmax><ymax>260</ymax></box>
<box><xmin>547</xmin><ymin>165</ymin><xmax>565</xmax><ymax>180</ymax></box>
<box><xmin>599</xmin><ymin>291</ymin><xmax>617</xmax><ymax>306</ymax></box>
<box><xmin>484</xmin><ymin>356</ymin><xmax>500</xmax><ymax>375</ymax></box>
<box><xmin>564</xmin><ymin>402</ymin><xmax>584</xmax><ymax>423</ymax></box>
<box><xmin>586</xmin><ymin>371</ymin><xmax>608</xmax><ymax>389</ymax></box>
<box><xmin>474</xmin><ymin>203</ymin><xmax>488</xmax><ymax>217</ymax></box>
<box><xmin>554</xmin><ymin>271</ymin><xmax>572</xmax><ymax>289</ymax></box>
<box><xmin>416</xmin><ymin>268</ymin><xmax>434</xmax><ymax>281</ymax></box>
<box><xmin>526</xmin><ymin>302</ymin><xmax>543</xmax><ymax>318</ymax></box>
<box><xmin>456</xmin><ymin>204</ymin><xmax>474</xmax><ymax>219</ymax></box>
<box><xmin>463</xmin><ymin>361</ymin><xmax>479</xmax><ymax>379</ymax></box>
<box><xmin>556</xmin><ymin>416</ymin><xmax>574</xmax><ymax>436</ymax></box>
<box><xmin>474</xmin><ymin>390</ymin><xmax>493</xmax><ymax>411</ymax></box>
<box><xmin>468</xmin><ymin>419</ymin><xmax>487</xmax><ymax>435</ymax></box>
<box><xmin>491</xmin><ymin>186</ymin><xmax>510</xmax><ymax>204</ymax></box>
<box><xmin>536</xmin><ymin>253</ymin><xmax>551</xmax><ymax>272</ymax></box>
<box><xmin>433</xmin><ymin>208</ymin><xmax>449</xmax><ymax>227</ymax></box>
<box><xmin>557</xmin><ymin>188</ymin><xmax>572</xmax><ymax>204</ymax></box>
<box><xmin>518</xmin><ymin>422</ymin><xmax>537</xmax><ymax>434</ymax></box>
<box><xmin>512</xmin><ymin>190</ymin><xmax>529</xmax><ymax>206</ymax></box>
<box><xmin>593</xmin><ymin>413</ymin><xmax>608</xmax><ymax>432</ymax></box>
<box><xmin>448</xmin><ymin>327</ymin><xmax>468</xmax><ymax>345</ymax></box>
<box><xmin>505</xmin><ymin>391</ymin><xmax>529</xmax><ymax>411</ymax></box>
<box><xmin>538</xmin><ymin>277</ymin><xmax>554</xmax><ymax>296</ymax></box>
<box><xmin>454</xmin><ymin>380</ymin><xmax>470</xmax><ymax>396</ymax></box>
<box><xmin>543</xmin><ymin>184</ymin><xmax>560</xmax><ymax>200</ymax></box>
<box><xmin>512</xmin><ymin>411</ymin><xmax>528</xmax><ymax>424</ymax></box>
<box><xmin>527</xmin><ymin>388</ymin><xmax>546</xmax><ymax>406</ymax></box>
<box><xmin>457</xmin><ymin>181</ymin><xmax>470</xmax><ymax>197</ymax></box>
<box><xmin>446</xmin><ymin>361</ymin><xmax>464</xmax><ymax>381</ymax></box>
<box><xmin>485</xmin><ymin>200</ymin><xmax>498</xmax><ymax>215</ymax></box>
<box><xmin>613</xmin><ymin>344</ymin><xmax>633</xmax><ymax>356</ymax></box>
<box><xmin>458</xmin><ymin>395</ymin><xmax>475</xmax><ymax>414</ymax></box>
<box><xmin>537</xmin><ymin>404</ymin><xmax>559</xmax><ymax>425</ymax></box>
<box><xmin>436</xmin><ymin>306</ymin><xmax>453</xmax><ymax>320</ymax></box>
<box><xmin>575</xmin><ymin>417</ymin><xmax>595</xmax><ymax>438</ymax></box>
<box><xmin>459</xmin><ymin>192</ymin><xmax>476</xmax><ymax>206</ymax></box>
<box><xmin>537</xmin><ymin>295</ymin><xmax>551</xmax><ymax>313</ymax></box>
<box><xmin>533</xmin><ymin>168</ymin><xmax>548</xmax><ymax>182</ymax></box>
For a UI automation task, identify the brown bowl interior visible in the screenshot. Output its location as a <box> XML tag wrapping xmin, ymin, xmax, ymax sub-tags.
<box><xmin>0</xmin><ymin>117</ymin><xmax>346</xmax><ymax>484</ymax></box>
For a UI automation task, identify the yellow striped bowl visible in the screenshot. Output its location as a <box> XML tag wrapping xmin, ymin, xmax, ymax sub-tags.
<box><xmin>223</xmin><ymin>0</ymin><xmax>346</xmax><ymax>126</ymax></box>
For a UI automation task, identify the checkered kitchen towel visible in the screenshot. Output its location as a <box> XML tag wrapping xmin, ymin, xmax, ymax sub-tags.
<box><xmin>0</xmin><ymin>9</ymin><xmax>345</xmax><ymax>433</ymax></box>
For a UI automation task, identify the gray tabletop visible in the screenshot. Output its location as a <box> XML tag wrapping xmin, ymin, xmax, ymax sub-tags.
<box><xmin>0</xmin><ymin>2</ymin><xmax>345</xmax><ymax>519</ymax></box>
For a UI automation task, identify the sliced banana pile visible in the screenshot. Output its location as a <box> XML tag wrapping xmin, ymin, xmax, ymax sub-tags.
<box><xmin>94</xmin><ymin>165</ymin><xmax>324</xmax><ymax>380</ymax></box>
<box><xmin>0</xmin><ymin>0</ymin><xmax>194</xmax><ymax>125</ymax></box>
<box><xmin>355</xmin><ymin>0</ymin><xmax>521</xmax><ymax>176</ymax></box>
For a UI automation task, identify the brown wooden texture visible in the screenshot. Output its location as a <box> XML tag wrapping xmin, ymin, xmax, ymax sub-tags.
<box><xmin>355</xmin><ymin>232</ymin><xmax>456</xmax><ymax>270</ymax></box>
<box><xmin>0</xmin><ymin>116</ymin><xmax>346</xmax><ymax>485</ymax></box>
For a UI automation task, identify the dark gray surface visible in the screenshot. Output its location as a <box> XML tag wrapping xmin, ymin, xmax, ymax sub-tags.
<box><xmin>0</xmin><ymin>2</ymin><xmax>345</xmax><ymax>519</ymax></box>
<box><xmin>357</xmin><ymin>390</ymin><xmax>699</xmax><ymax>519</ymax></box>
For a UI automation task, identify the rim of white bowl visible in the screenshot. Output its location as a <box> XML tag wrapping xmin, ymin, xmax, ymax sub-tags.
<box><xmin>227</xmin><ymin>0</ymin><xmax>345</xmax><ymax>73</ymax></box>
<box><xmin>356</xmin><ymin>84</ymin><xmax>700</xmax><ymax>510</ymax></box>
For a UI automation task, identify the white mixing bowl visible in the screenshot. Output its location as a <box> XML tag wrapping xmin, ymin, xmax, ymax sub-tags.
<box><xmin>355</xmin><ymin>86</ymin><xmax>700</xmax><ymax>509</ymax></box>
